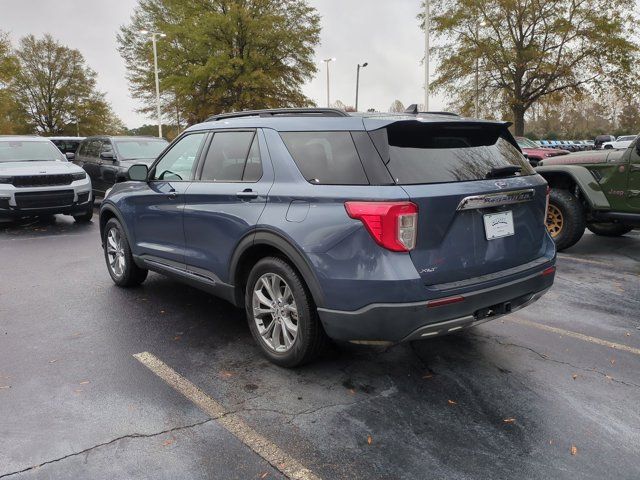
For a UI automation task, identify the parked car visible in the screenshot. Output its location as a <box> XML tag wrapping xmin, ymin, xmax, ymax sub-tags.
<box><xmin>99</xmin><ymin>108</ymin><xmax>556</xmax><ymax>366</ymax></box>
<box><xmin>602</xmin><ymin>135</ymin><xmax>637</xmax><ymax>150</ymax></box>
<box><xmin>48</xmin><ymin>136</ymin><xmax>85</xmax><ymax>156</ymax></box>
<box><xmin>536</xmin><ymin>136</ymin><xmax>640</xmax><ymax>250</ymax></box>
<box><xmin>583</xmin><ymin>140</ymin><xmax>595</xmax><ymax>150</ymax></box>
<box><xmin>515</xmin><ymin>137</ymin><xmax>569</xmax><ymax>166</ymax></box>
<box><xmin>0</xmin><ymin>136</ymin><xmax>93</xmax><ymax>222</ymax></box>
<box><xmin>594</xmin><ymin>135</ymin><xmax>615</xmax><ymax>149</ymax></box>
<box><xmin>75</xmin><ymin>136</ymin><xmax>168</xmax><ymax>197</ymax></box>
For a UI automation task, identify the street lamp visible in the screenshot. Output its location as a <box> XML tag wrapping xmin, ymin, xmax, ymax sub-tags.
<box><xmin>322</xmin><ymin>58</ymin><xmax>336</xmax><ymax>108</ymax></box>
<box><xmin>355</xmin><ymin>62</ymin><xmax>368</xmax><ymax>112</ymax></box>
<box><xmin>424</xmin><ymin>0</ymin><xmax>430</xmax><ymax>111</ymax></box>
<box><xmin>139</xmin><ymin>30</ymin><xmax>166</xmax><ymax>138</ymax></box>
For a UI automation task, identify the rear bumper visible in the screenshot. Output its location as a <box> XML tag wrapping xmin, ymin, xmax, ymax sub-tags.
<box><xmin>317</xmin><ymin>264</ymin><xmax>555</xmax><ymax>342</ymax></box>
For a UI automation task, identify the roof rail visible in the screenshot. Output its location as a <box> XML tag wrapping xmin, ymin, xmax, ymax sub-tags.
<box><xmin>206</xmin><ymin>108</ymin><xmax>349</xmax><ymax>122</ymax></box>
<box><xmin>403</xmin><ymin>104</ymin><xmax>460</xmax><ymax>117</ymax></box>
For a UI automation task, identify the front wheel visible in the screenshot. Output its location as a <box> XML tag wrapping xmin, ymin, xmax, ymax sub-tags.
<box><xmin>245</xmin><ymin>257</ymin><xmax>327</xmax><ymax>367</ymax></box>
<box><xmin>587</xmin><ymin>223</ymin><xmax>634</xmax><ymax>237</ymax></box>
<box><xmin>103</xmin><ymin>218</ymin><xmax>148</xmax><ymax>287</ymax></box>
<box><xmin>546</xmin><ymin>189</ymin><xmax>586</xmax><ymax>251</ymax></box>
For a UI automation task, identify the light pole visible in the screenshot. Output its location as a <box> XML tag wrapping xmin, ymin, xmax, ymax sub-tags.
<box><xmin>322</xmin><ymin>58</ymin><xmax>336</xmax><ymax>108</ymax></box>
<box><xmin>475</xmin><ymin>23</ymin><xmax>479</xmax><ymax>118</ymax></box>
<box><xmin>139</xmin><ymin>30</ymin><xmax>166</xmax><ymax>138</ymax></box>
<box><xmin>355</xmin><ymin>62</ymin><xmax>368</xmax><ymax>112</ymax></box>
<box><xmin>424</xmin><ymin>0</ymin><xmax>430</xmax><ymax>111</ymax></box>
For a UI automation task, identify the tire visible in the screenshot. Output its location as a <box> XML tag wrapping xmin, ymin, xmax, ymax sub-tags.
<box><xmin>73</xmin><ymin>205</ymin><xmax>94</xmax><ymax>223</ymax></box>
<box><xmin>587</xmin><ymin>223</ymin><xmax>634</xmax><ymax>237</ymax></box>
<box><xmin>245</xmin><ymin>257</ymin><xmax>327</xmax><ymax>367</ymax></box>
<box><xmin>103</xmin><ymin>218</ymin><xmax>148</xmax><ymax>287</ymax></box>
<box><xmin>546</xmin><ymin>189</ymin><xmax>586</xmax><ymax>251</ymax></box>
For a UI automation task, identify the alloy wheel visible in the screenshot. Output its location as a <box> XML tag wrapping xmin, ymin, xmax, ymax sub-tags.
<box><xmin>106</xmin><ymin>227</ymin><xmax>126</xmax><ymax>277</ymax></box>
<box><xmin>546</xmin><ymin>204</ymin><xmax>563</xmax><ymax>238</ymax></box>
<box><xmin>252</xmin><ymin>273</ymin><xmax>299</xmax><ymax>353</ymax></box>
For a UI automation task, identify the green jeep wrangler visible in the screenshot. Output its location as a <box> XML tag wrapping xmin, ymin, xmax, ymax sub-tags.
<box><xmin>536</xmin><ymin>137</ymin><xmax>640</xmax><ymax>251</ymax></box>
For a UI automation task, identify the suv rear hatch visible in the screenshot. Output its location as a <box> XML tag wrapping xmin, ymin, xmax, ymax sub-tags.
<box><xmin>367</xmin><ymin>119</ymin><xmax>548</xmax><ymax>287</ymax></box>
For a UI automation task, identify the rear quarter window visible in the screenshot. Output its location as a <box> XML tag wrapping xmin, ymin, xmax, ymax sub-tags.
<box><xmin>280</xmin><ymin>131</ymin><xmax>369</xmax><ymax>185</ymax></box>
<box><xmin>369</xmin><ymin>122</ymin><xmax>535</xmax><ymax>185</ymax></box>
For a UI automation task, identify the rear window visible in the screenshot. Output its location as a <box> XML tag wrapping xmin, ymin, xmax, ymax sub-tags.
<box><xmin>114</xmin><ymin>139</ymin><xmax>168</xmax><ymax>160</ymax></box>
<box><xmin>280</xmin><ymin>132</ymin><xmax>368</xmax><ymax>185</ymax></box>
<box><xmin>369</xmin><ymin>122</ymin><xmax>535</xmax><ymax>185</ymax></box>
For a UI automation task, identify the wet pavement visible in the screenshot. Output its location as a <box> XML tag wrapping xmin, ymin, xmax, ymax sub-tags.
<box><xmin>1</xmin><ymin>214</ymin><xmax>639</xmax><ymax>479</ymax></box>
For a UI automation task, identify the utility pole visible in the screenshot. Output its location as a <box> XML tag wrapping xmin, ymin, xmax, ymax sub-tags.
<box><xmin>355</xmin><ymin>62</ymin><xmax>368</xmax><ymax>112</ymax></box>
<box><xmin>139</xmin><ymin>30</ymin><xmax>166</xmax><ymax>138</ymax></box>
<box><xmin>322</xmin><ymin>58</ymin><xmax>336</xmax><ymax>108</ymax></box>
<box><xmin>475</xmin><ymin>23</ymin><xmax>479</xmax><ymax>118</ymax></box>
<box><xmin>424</xmin><ymin>0</ymin><xmax>430</xmax><ymax>111</ymax></box>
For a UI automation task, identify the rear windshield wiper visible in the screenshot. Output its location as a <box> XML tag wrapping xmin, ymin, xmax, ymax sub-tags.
<box><xmin>485</xmin><ymin>165</ymin><xmax>521</xmax><ymax>179</ymax></box>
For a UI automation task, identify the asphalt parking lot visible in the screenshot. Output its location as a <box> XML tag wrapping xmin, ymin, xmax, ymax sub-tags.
<box><xmin>1</xmin><ymin>213</ymin><xmax>639</xmax><ymax>480</ymax></box>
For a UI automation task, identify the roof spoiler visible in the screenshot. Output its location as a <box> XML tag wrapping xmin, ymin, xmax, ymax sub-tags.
<box><xmin>404</xmin><ymin>104</ymin><xmax>460</xmax><ymax>117</ymax></box>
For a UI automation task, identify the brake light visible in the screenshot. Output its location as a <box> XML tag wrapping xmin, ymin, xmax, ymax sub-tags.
<box><xmin>541</xmin><ymin>266</ymin><xmax>556</xmax><ymax>276</ymax></box>
<box><xmin>345</xmin><ymin>201</ymin><xmax>418</xmax><ymax>252</ymax></box>
<box><xmin>544</xmin><ymin>186</ymin><xmax>550</xmax><ymax>225</ymax></box>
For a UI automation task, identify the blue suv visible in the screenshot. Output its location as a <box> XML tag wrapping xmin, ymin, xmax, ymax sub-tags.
<box><xmin>99</xmin><ymin>108</ymin><xmax>556</xmax><ymax>366</ymax></box>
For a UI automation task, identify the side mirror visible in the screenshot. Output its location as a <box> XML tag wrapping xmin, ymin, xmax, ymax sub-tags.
<box><xmin>100</xmin><ymin>151</ymin><xmax>115</xmax><ymax>161</ymax></box>
<box><xmin>65</xmin><ymin>152</ymin><xmax>75</xmax><ymax>160</ymax></box>
<box><xmin>128</xmin><ymin>164</ymin><xmax>149</xmax><ymax>182</ymax></box>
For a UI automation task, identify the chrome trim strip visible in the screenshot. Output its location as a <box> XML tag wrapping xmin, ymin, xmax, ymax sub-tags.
<box><xmin>456</xmin><ymin>189</ymin><xmax>536</xmax><ymax>211</ymax></box>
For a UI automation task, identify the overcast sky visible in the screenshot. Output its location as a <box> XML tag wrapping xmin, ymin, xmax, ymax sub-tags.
<box><xmin>1</xmin><ymin>0</ymin><xmax>442</xmax><ymax>128</ymax></box>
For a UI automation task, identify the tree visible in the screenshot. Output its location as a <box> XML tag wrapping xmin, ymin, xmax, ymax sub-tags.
<box><xmin>0</xmin><ymin>32</ymin><xmax>22</xmax><ymax>134</ymax></box>
<box><xmin>617</xmin><ymin>102</ymin><xmax>640</xmax><ymax>134</ymax></box>
<box><xmin>118</xmin><ymin>0</ymin><xmax>321</xmax><ymax>125</ymax></box>
<box><xmin>422</xmin><ymin>0</ymin><xmax>640</xmax><ymax>135</ymax></box>
<box><xmin>11</xmin><ymin>34</ymin><xmax>124</xmax><ymax>135</ymax></box>
<box><xmin>389</xmin><ymin>100</ymin><xmax>405</xmax><ymax>113</ymax></box>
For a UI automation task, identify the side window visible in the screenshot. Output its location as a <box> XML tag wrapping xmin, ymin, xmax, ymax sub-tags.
<box><xmin>77</xmin><ymin>141</ymin><xmax>87</xmax><ymax>156</ymax></box>
<box><xmin>87</xmin><ymin>140</ymin><xmax>102</xmax><ymax>158</ymax></box>
<box><xmin>200</xmin><ymin>131</ymin><xmax>257</xmax><ymax>182</ymax></box>
<box><xmin>243</xmin><ymin>137</ymin><xmax>263</xmax><ymax>182</ymax></box>
<box><xmin>280</xmin><ymin>131</ymin><xmax>369</xmax><ymax>185</ymax></box>
<box><xmin>100</xmin><ymin>140</ymin><xmax>113</xmax><ymax>155</ymax></box>
<box><xmin>152</xmin><ymin>133</ymin><xmax>206</xmax><ymax>181</ymax></box>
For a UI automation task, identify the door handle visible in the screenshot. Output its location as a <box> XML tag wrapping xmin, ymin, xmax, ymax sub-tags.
<box><xmin>237</xmin><ymin>189</ymin><xmax>258</xmax><ymax>199</ymax></box>
<box><xmin>167</xmin><ymin>190</ymin><xmax>178</xmax><ymax>199</ymax></box>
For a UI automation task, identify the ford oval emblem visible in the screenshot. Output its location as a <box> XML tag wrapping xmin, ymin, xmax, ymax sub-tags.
<box><xmin>494</xmin><ymin>181</ymin><xmax>508</xmax><ymax>189</ymax></box>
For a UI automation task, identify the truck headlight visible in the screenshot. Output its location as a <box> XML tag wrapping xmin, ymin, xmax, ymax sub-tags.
<box><xmin>71</xmin><ymin>172</ymin><xmax>86</xmax><ymax>181</ymax></box>
<box><xmin>0</xmin><ymin>176</ymin><xmax>12</xmax><ymax>184</ymax></box>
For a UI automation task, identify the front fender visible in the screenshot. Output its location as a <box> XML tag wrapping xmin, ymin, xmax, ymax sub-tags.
<box><xmin>535</xmin><ymin>165</ymin><xmax>611</xmax><ymax>210</ymax></box>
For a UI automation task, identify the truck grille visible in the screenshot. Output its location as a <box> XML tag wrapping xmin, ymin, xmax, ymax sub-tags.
<box><xmin>12</xmin><ymin>174</ymin><xmax>73</xmax><ymax>187</ymax></box>
<box><xmin>14</xmin><ymin>190</ymin><xmax>74</xmax><ymax>209</ymax></box>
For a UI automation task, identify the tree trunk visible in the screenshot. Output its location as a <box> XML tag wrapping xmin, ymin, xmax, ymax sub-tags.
<box><xmin>512</xmin><ymin>105</ymin><xmax>526</xmax><ymax>136</ymax></box>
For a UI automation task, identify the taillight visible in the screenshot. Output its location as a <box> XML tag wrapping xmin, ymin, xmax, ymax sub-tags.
<box><xmin>345</xmin><ymin>201</ymin><xmax>418</xmax><ymax>252</ymax></box>
<box><xmin>544</xmin><ymin>186</ymin><xmax>550</xmax><ymax>225</ymax></box>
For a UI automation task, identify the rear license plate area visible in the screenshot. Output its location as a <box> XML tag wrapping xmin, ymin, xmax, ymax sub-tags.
<box><xmin>483</xmin><ymin>210</ymin><xmax>514</xmax><ymax>240</ymax></box>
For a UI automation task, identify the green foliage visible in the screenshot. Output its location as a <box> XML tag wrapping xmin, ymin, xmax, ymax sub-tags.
<box><xmin>421</xmin><ymin>0</ymin><xmax>640</xmax><ymax>135</ymax></box>
<box><xmin>0</xmin><ymin>32</ymin><xmax>22</xmax><ymax>134</ymax></box>
<box><xmin>126</xmin><ymin>123</ymin><xmax>182</xmax><ymax>140</ymax></box>
<box><xmin>118</xmin><ymin>0</ymin><xmax>321</xmax><ymax>125</ymax></box>
<box><xmin>10</xmin><ymin>34</ymin><xmax>124</xmax><ymax>136</ymax></box>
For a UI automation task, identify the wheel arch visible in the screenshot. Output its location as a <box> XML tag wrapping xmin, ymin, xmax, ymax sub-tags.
<box><xmin>536</xmin><ymin>165</ymin><xmax>611</xmax><ymax>210</ymax></box>
<box><xmin>99</xmin><ymin>204</ymin><xmax>133</xmax><ymax>248</ymax></box>
<box><xmin>229</xmin><ymin>230</ymin><xmax>325</xmax><ymax>309</ymax></box>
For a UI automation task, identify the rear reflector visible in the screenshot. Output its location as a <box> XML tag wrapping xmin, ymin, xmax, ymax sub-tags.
<box><xmin>345</xmin><ymin>201</ymin><xmax>418</xmax><ymax>252</ymax></box>
<box><xmin>541</xmin><ymin>266</ymin><xmax>556</xmax><ymax>276</ymax></box>
<box><xmin>427</xmin><ymin>295</ymin><xmax>465</xmax><ymax>308</ymax></box>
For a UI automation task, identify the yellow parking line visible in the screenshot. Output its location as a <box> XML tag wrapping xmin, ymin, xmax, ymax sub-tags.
<box><xmin>133</xmin><ymin>352</ymin><xmax>321</xmax><ymax>480</ymax></box>
<box><xmin>510</xmin><ymin>318</ymin><xmax>640</xmax><ymax>356</ymax></box>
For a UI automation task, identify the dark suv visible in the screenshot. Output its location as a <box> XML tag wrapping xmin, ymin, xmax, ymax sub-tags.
<box><xmin>99</xmin><ymin>109</ymin><xmax>556</xmax><ymax>366</ymax></box>
<box><xmin>75</xmin><ymin>136</ymin><xmax>168</xmax><ymax>197</ymax></box>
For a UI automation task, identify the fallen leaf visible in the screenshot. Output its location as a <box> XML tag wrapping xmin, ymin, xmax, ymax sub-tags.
<box><xmin>160</xmin><ymin>310</ymin><xmax>166</xmax><ymax>314</ymax></box>
<box><xmin>0</xmin><ymin>385</ymin><xmax>11</xmax><ymax>390</ymax></box>
<box><xmin>74</xmin><ymin>388</ymin><xmax>83</xmax><ymax>393</ymax></box>
<box><xmin>260</xmin><ymin>473</ymin><xmax>268</xmax><ymax>479</ymax></box>
<box><xmin>162</xmin><ymin>439</ymin><xmax>174</xmax><ymax>447</ymax></box>
<box><xmin>549</xmin><ymin>439</ymin><xmax>554</xmax><ymax>445</ymax></box>
<box><xmin>220</xmin><ymin>371</ymin><xmax>234</xmax><ymax>378</ymax></box>
<box><xmin>572</xmin><ymin>374</ymin><xmax>578</xmax><ymax>380</ymax></box>
<box><xmin>503</xmin><ymin>418</ymin><xmax>516</xmax><ymax>424</ymax></box>
<box><xmin>49</xmin><ymin>359</ymin><xmax>58</xmax><ymax>364</ymax></box>
<box><xmin>367</xmin><ymin>435</ymin><xmax>373</xmax><ymax>445</ymax></box>
<box><xmin>447</xmin><ymin>399</ymin><xmax>457</xmax><ymax>406</ymax></box>
<box><xmin>610</xmin><ymin>359</ymin><xmax>616</xmax><ymax>366</ymax></box>
<box><xmin>625</xmin><ymin>332</ymin><xmax>631</xmax><ymax>337</ymax></box>
<box><xmin>422</xmin><ymin>374</ymin><xmax>433</xmax><ymax>379</ymax></box>
<box><xmin>173</xmin><ymin>336</ymin><xmax>181</xmax><ymax>341</ymax></box>
<box><xmin>348</xmin><ymin>388</ymin><xmax>356</xmax><ymax>395</ymax></box>
<box><xmin>79</xmin><ymin>380</ymin><xmax>90</xmax><ymax>385</ymax></box>
<box><xmin>570</xmin><ymin>445</ymin><xmax>578</xmax><ymax>455</ymax></box>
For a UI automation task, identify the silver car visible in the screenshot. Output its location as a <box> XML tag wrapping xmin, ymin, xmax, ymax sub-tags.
<box><xmin>0</xmin><ymin>136</ymin><xmax>93</xmax><ymax>222</ymax></box>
